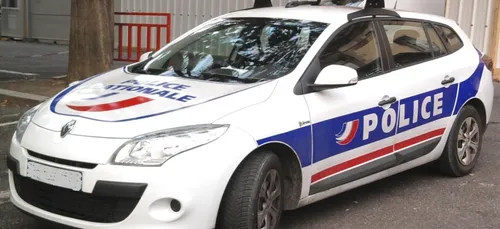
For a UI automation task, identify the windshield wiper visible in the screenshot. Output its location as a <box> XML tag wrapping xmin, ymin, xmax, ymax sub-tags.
<box><xmin>201</xmin><ymin>73</ymin><xmax>263</xmax><ymax>83</ymax></box>
<box><xmin>133</xmin><ymin>69</ymin><xmax>150</xmax><ymax>74</ymax></box>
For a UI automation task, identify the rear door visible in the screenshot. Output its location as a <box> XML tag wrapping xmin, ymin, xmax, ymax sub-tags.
<box><xmin>300</xmin><ymin>20</ymin><xmax>401</xmax><ymax>195</ymax></box>
<box><xmin>375</xmin><ymin>19</ymin><xmax>460</xmax><ymax>159</ymax></box>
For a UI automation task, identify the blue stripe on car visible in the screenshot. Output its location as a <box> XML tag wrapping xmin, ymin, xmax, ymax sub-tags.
<box><xmin>257</xmin><ymin>60</ymin><xmax>484</xmax><ymax>168</ymax></box>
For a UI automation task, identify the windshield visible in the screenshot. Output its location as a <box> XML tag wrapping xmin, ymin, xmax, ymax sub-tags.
<box><xmin>128</xmin><ymin>18</ymin><xmax>329</xmax><ymax>84</ymax></box>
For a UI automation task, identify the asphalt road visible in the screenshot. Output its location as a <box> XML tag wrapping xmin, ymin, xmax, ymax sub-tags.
<box><xmin>0</xmin><ymin>41</ymin><xmax>69</xmax><ymax>80</ymax></box>
<box><xmin>0</xmin><ymin>84</ymin><xmax>499</xmax><ymax>229</ymax></box>
<box><xmin>0</xmin><ymin>40</ymin><xmax>130</xmax><ymax>81</ymax></box>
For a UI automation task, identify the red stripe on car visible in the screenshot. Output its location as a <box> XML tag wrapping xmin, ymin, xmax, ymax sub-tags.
<box><xmin>67</xmin><ymin>96</ymin><xmax>153</xmax><ymax>112</ymax></box>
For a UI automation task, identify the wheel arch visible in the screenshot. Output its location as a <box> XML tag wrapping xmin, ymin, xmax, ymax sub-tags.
<box><xmin>461</xmin><ymin>97</ymin><xmax>487</xmax><ymax>131</ymax></box>
<box><xmin>219</xmin><ymin>141</ymin><xmax>304</xmax><ymax>211</ymax></box>
<box><xmin>255</xmin><ymin>142</ymin><xmax>303</xmax><ymax>210</ymax></box>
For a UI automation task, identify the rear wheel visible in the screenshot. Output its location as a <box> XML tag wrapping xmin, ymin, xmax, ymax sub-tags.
<box><xmin>217</xmin><ymin>151</ymin><xmax>284</xmax><ymax>229</ymax></box>
<box><xmin>439</xmin><ymin>105</ymin><xmax>483</xmax><ymax>177</ymax></box>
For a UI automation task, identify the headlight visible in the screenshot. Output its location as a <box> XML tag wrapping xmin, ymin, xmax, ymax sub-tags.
<box><xmin>112</xmin><ymin>124</ymin><xmax>229</xmax><ymax>166</ymax></box>
<box><xmin>16</xmin><ymin>103</ymin><xmax>42</xmax><ymax>143</ymax></box>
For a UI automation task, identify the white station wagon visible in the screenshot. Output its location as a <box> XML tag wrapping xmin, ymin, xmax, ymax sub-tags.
<box><xmin>7</xmin><ymin>1</ymin><xmax>494</xmax><ymax>229</ymax></box>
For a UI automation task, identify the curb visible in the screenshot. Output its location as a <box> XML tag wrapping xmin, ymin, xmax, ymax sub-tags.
<box><xmin>0</xmin><ymin>88</ymin><xmax>48</xmax><ymax>102</ymax></box>
<box><xmin>52</xmin><ymin>75</ymin><xmax>67</xmax><ymax>79</ymax></box>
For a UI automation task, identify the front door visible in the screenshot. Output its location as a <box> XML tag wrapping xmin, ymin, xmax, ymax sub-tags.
<box><xmin>300</xmin><ymin>21</ymin><xmax>400</xmax><ymax>195</ymax></box>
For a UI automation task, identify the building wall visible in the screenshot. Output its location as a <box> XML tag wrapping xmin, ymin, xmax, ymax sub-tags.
<box><xmin>444</xmin><ymin>0</ymin><xmax>495</xmax><ymax>55</ymax></box>
<box><xmin>29</xmin><ymin>0</ymin><xmax>71</xmax><ymax>42</ymax></box>
<box><xmin>0</xmin><ymin>0</ymin><xmax>25</xmax><ymax>39</ymax></box>
<box><xmin>1</xmin><ymin>0</ymin><xmax>496</xmax><ymax>58</ymax></box>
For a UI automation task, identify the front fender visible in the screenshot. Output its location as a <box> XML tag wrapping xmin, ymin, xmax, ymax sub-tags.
<box><xmin>160</xmin><ymin>124</ymin><xmax>258</xmax><ymax>228</ymax></box>
<box><xmin>475</xmin><ymin>67</ymin><xmax>494</xmax><ymax>125</ymax></box>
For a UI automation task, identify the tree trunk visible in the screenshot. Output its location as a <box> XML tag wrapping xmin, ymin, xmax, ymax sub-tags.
<box><xmin>67</xmin><ymin>0</ymin><xmax>114</xmax><ymax>84</ymax></box>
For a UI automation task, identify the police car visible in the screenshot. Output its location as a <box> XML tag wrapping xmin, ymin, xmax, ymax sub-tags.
<box><xmin>7</xmin><ymin>0</ymin><xmax>495</xmax><ymax>229</ymax></box>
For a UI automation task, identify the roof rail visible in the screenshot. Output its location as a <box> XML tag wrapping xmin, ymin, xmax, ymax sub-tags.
<box><xmin>285</xmin><ymin>0</ymin><xmax>321</xmax><ymax>8</ymax></box>
<box><xmin>347</xmin><ymin>0</ymin><xmax>400</xmax><ymax>22</ymax></box>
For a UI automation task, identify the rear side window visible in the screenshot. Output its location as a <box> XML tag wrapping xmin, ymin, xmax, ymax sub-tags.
<box><xmin>424</xmin><ymin>23</ymin><xmax>447</xmax><ymax>57</ymax></box>
<box><xmin>381</xmin><ymin>21</ymin><xmax>434</xmax><ymax>68</ymax></box>
<box><xmin>318</xmin><ymin>21</ymin><xmax>383</xmax><ymax>80</ymax></box>
<box><xmin>433</xmin><ymin>25</ymin><xmax>464</xmax><ymax>53</ymax></box>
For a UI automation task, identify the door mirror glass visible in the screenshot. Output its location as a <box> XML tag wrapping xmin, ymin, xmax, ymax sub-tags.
<box><xmin>309</xmin><ymin>65</ymin><xmax>358</xmax><ymax>92</ymax></box>
<box><xmin>139</xmin><ymin>51</ymin><xmax>155</xmax><ymax>62</ymax></box>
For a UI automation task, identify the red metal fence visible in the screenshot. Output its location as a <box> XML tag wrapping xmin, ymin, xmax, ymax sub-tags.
<box><xmin>114</xmin><ymin>12</ymin><xmax>172</xmax><ymax>62</ymax></box>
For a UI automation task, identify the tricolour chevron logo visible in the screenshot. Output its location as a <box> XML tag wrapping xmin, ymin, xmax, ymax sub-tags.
<box><xmin>335</xmin><ymin>119</ymin><xmax>360</xmax><ymax>145</ymax></box>
<box><xmin>66</xmin><ymin>92</ymin><xmax>153</xmax><ymax>112</ymax></box>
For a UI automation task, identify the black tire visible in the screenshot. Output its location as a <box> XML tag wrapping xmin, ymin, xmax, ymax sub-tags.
<box><xmin>438</xmin><ymin>105</ymin><xmax>484</xmax><ymax>177</ymax></box>
<box><xmin>217</xmin><ymin>151</ymin><xmax>284</xmax><ymax>229</ymax></box>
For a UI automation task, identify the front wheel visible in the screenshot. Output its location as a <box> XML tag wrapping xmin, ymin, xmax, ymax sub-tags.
<box><xmin>438</xmin><ymin>105</ymin><xmax>484</xmax><ymax>177</ymax></box>
<box><xmin>217</xmin><ymin>151</ymin><xmax>284</xmax><ymax>229</ymax></box>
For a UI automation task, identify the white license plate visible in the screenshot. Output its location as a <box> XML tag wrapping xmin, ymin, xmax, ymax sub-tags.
<box><xmin>26</xmin><ymin>161</ymin><xmax>83</xmax><ymax>192</ymax></box>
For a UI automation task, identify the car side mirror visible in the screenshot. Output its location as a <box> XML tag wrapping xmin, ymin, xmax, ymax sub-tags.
<box><xmin>139</xmin><ymin>51</ymin><xmax>155</xmax><ymax>62</ymax></box>
<box><xmin>308</xmin><ymin>65</ymin><xmax>359</xmax><ymax>92</ymax></box>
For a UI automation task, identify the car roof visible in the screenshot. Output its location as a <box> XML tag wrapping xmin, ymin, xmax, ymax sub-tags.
<box><xmin>222</xmin><ymin>5</ymin><xmax>457</xmax><ymax>27</ymax></box>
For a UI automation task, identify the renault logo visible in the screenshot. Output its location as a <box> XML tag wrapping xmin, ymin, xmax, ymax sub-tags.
<box><xmin>61</xmin><ymin>120</ymin><xmax>76</xmax><ymax>138</ymax></box>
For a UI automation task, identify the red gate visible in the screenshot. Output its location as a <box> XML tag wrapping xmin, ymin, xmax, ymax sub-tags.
<box><xmin>114</xmin><ymin>12</ymin><xmax>172</xmax><ymax>62</ymax></box>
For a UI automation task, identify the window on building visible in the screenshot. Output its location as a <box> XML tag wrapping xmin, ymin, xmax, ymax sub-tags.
<box><xmin>424</xmin><ymin>23</ymin><xmax>447</xmax><ymax>57</ymax></box>
<box><xmin>433</xmin><ymin>24</ymin><xmax>464</xmax><ymax>53</ymax></box>
<box><xmin>381</xmin><ymin>20</ymin><xmax>434</xmax><ymax>69</ymax></box>
<box><xmin>1</xmin><ymin>0</ymin><xmax>18</xmax><ymax>8</ymax></box>
<box><xmin>318</xmin><ymin>21</ymin><xmax>383</xmax><ymax>80</ymax></box>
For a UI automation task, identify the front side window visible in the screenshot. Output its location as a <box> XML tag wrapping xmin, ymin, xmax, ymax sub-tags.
<box><xmin>381</xmin><ymin>20</ymin><xmax>434</xmax><ymax>68</ymax></box>
<box><xmin>128</xmin><ymin>18</ymin><xmax>329</xmax><ymax>84</ymax></box>
<box><xmin>317</xmin><ymin>21</ymin><xmax>383</xmax><ymax>80</ymax></box>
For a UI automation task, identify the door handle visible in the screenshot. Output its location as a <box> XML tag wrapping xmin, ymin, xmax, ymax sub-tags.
<box><xmin>379</xmin><ymin>96</ymin><xmax>397</xmax><ymax>106</ymax></box>
<box><xmin>441</xmin><ymin>76</ymin><xmax>455</xmax><ymax>85</ymax></box>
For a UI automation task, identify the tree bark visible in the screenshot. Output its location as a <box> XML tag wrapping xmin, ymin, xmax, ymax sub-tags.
<box><xmin>67</xmin><ymin>0</ymin><xmax>114</xmax><ymax>84</ymax></box>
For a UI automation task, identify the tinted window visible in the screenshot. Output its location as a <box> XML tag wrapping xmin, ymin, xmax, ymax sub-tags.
<box><xmin>424</xmin><ymin>23</ymin><xmax>447</xmax><ymax>57</ymax></box>
<box><xmin>318</xmin><ymin>21</ymin><xmax>383</xmax><ymax>80</ymax></box>
<box><xmin>382</xmin><ymin>21</ymin><xmax>434</xmax><ymax>68</ymax></box>
<box><xmin>434</xmin><ymin>25</ymin><xmax>464</xmax><ymax>53</ymax></box>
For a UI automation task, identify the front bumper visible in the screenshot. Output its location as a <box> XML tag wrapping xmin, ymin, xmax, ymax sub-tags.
<box><xmin>7</xmin><ymin>123</ymin><xmax>258</xmax><ymax>229</ymax></box>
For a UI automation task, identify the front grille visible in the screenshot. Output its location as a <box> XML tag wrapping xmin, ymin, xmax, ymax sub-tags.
<box><xmin>28</xmin><ymin>150</ymin><xmax>98</xmax><ymax>169</ymax></box>
<box><xmin>13</xmin><ymin>174</ymin><xmax>142</xmax><ymax>223</ymax></box>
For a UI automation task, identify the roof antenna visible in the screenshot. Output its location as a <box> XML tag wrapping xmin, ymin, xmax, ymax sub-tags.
<box><xmin>254</xmin><ymin>0</ymin><xmax>273</xmax><ymax>8</ymax></box>
<box><xmin>394</xmin><ymin>0</ymin><xmax>398</xmax><ymax>9</ymax></box>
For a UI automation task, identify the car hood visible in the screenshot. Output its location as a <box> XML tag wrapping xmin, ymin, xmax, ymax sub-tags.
<box><xmin>32</xmin><ymin>68</ymin><xmax>277</xmax><ymax>138</ymax></box>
